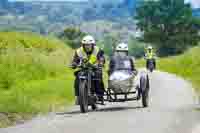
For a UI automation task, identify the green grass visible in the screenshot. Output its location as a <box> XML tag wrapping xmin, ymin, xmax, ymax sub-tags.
<box><xmin>136</xmin><ymin>46</ymin><xmax>200</xmax><ymax>93</ymax></box>
<box><xmin>157</xmin><ymin>46</ymin><xmax>200</xmax><ymax>93</ymax></box>
<box><xmin>0</xmin><ymin>32</ymin><xmax>75</xmax><ymax>127</ymax></box>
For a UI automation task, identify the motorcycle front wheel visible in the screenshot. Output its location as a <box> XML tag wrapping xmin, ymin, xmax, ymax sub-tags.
<box><xmin>79</xmin><ymin>80</ymin><xmax>89</xmax><ymax>113</ymax></box>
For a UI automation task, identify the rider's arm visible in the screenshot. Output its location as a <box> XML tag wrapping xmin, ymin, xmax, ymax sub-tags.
<box><xmin>153</xmin><ymin>52</ymin><xmax>157</xmax><ymax>59</ymax></box>
<box><xmin>97</xmin><ymin>50</ymin><xmax>105</xmax><ymax>66</ymax></box>
<box><xmin>71</xmin><ymin>51</ymin><xmax>80</xmax><ymax>68</ymax></box>
<box><xmin>130</xmin><ymin>57</ymin><xmax>138</xmax><ymax>75</ymax></box>
<box><xmin>144</xmin><ymin>53</ymin><xmax>147</xmax><ymax>59</ymax></box>
<box><xmin>130</xmin><ymin>58</ymin><xmax>135</xmax><ymax>71</ymax></box>
<box><xmin>108</xmin><ymin>56</ymin><xmax>115</xmax><ymax>75</ymax></box>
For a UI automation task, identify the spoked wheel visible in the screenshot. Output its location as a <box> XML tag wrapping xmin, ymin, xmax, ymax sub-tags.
<box><xmin>106</xmin><ymin>88</ymin><xmax>112</xmax><ymax>102</ymax></box>
<box><xmin>140</xmin><ymin>75</ymin><xmax>150</xmax><ymax>108</ymax></box>
<box><xmin>148</xmin><ymin>62</ymin><xmax>154</xmax><ymax>72</ymax></box>
<box><xmin>147</xmin><ymin>66</ymin><xmax>153</xmax><ymax>72</ymax></box>
<box><xmin>142</xmin><ymin>90</ymin><xmax>149</xmax><ymax>107</ymax></box>
<box><xmin>79</xmin><ymin>80</ymin><xmax>89</xmax><ymax>113</ymax></box>
<box><xmin>150</xmin><ymin>68</ymin><xmax>153</xmax><ymax>73</ymax></box>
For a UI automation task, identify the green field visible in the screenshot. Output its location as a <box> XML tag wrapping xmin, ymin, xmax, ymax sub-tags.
<box><xmin>0</xmin><ymin>32</ymin><xmax>75</xmax><ymax>127</ymax></box>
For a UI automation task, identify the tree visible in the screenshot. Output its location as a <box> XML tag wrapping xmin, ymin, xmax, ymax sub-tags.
<box><xmin>59</xmin><ymin>27</ymin><xmax>87</xmax><ymax>49</ymax></box>
<box><xmin>128</xmin><ymin>37</ymin><xmax>145</xmax><ymax>58</ymax></box>
<box><xmin>135</xmin><ymin>0</ymin><xmax>200</xmax><ymax>56</ymax></box>
<box><xmin>97</xmin><ymin>33</ymin><xmax>120</xmax><ymax>56</ymax></box>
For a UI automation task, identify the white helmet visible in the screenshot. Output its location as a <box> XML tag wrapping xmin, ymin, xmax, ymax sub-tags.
<box><xmin>81</xmin><ymin>35</ymin><xmax>95</xmax><ymax>45</ymax></box>
<box><xmin>147</xmin><ymin>46</ymin><xmax>153</xmax><ymax>50</ymax></box>
<box><xmin>116</xmin><ymin>43</ymin><xmax>128</xmax><ymax>51</ymax></box>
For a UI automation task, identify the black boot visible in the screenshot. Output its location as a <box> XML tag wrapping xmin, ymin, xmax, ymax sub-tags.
<box><xmin>75</xmin><ymin>96</ymin><xmax>79</xmax><ymax>105</ymax></box>
<box><xmin>98</xmin><ymin>95</ymin><xmax>105</xmax><ymax>105</ymax></box>
<box><xmin>137</xmin><ymin>92</ymin><xmax>141</xmax><ymax>100</ymax></box>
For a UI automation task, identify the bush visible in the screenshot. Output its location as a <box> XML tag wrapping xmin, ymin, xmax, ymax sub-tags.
<box><xmin>128</xmin><ymin>38</ymin><xmax>145</xmax><ymax>58</ymax></box>
<box><xmin>59</xmin><ymin>27</ymin><xmax>87</xmax><ymax>49</ymax></box>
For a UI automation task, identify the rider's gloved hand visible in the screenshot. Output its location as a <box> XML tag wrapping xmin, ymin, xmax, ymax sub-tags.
<box><xmin>83</xmin><ymin>58</ymin><xmax>89</xmax><ymax>64</ymax></box>
<box><xmin>133</xmin><ymin>69</ymin><xmax>138</xmax><ymax>75</ymax></box>
<box><xmin>71</xmin><ymin>62</ymin><xmax>77</xmax><ymax>69</ymax></box>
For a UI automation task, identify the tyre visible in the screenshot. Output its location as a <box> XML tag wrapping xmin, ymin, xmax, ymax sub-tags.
<box><xmin>79</xmin><ymin>80</ymin><xmax>89</xmax><ymax>113</ymax></box>
<box><xmin>140</xmin><ymin>75</ymin><xmax>150</xmax><ymax>107</ymax></box>
<box><xmin>150</xmin><ymin>68</ymin><xmax>153</xmax><ymax>72</ymax></box>
<box><xmin>148</xmin><ymin>60</ymin><xmax>154</xmax><ymax>72</ymax></box>
<box><xmin>149</xmin><ymin>64</ymin><xmax>154</xmax><ymax>72</ymax></box>
<box><xmin>142</xmin><ymin>91</ymin><xmax>149</xmax><ymax>107</ymax></box>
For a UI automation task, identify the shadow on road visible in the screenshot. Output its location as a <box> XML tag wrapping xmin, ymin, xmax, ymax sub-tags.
<box><xmin>97</xmin><ymin>106</ymin><xmax>142</xmax><ymax>112</ymax></box>
<box><xmin>56</xmin><ymin>106</ymin><xmax>143</xmax><ymax>116</ymax></box>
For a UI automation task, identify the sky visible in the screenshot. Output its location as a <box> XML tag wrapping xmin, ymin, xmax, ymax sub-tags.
<box><xmin>185</xmin><ymin>0</ymin><xmax>200</xmax><ymax>8</ymax></box>
<box><xmin>9</xmin><ymin>0</ymin><xmax>88</xmax><ymax>1</ymax></box>
<box><xmin>8</xmin><ymin>0</ymin><xmax>200</xmax><ymax>9</ymax></box>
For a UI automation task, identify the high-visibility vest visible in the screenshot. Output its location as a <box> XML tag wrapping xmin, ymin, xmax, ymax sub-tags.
<box><xmin>76</xmin><ymin>46</ymin><xmax>99</xmax><ymax>65</ymax></box>
<box><xmin>146</xmin><ymin>51</ymin><xmax>155</xmax><ymax>59</ymax></box>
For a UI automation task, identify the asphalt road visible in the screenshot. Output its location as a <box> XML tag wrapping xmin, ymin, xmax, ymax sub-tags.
<box><xmin>1</xmin><ymin>71</ymin><xmax>200</xmax><ymax>133</ymax></box>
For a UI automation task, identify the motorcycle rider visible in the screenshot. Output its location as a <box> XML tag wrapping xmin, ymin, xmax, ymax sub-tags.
<box><xmin>144</xmin><ymin>45</ymin><xmax>156</xmax><ymax>69</ymax></box>
<box><xmin>108</xmin><ymin>43</ymin><xmax>137</xmax><ymax>76</ymax></box>
<box><xmin>71</xmin><ymin>35</ymin><xmax>105</xmax><ymax>104</ymax></box>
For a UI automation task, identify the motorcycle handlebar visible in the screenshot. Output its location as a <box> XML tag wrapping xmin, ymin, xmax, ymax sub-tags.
<box><xmin>68</xmin><ymin>63</ymin><xmax>102</xmax><ymax>70</ymax></box>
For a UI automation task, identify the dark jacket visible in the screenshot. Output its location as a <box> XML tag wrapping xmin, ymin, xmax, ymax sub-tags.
<box><xmin>109</xmin><ymin>55</ymin><xmax>135</xmax><ymax>75</ymax></box>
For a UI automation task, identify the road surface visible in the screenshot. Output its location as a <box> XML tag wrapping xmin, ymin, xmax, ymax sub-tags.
<box><xmin>1</xmin><ymin>71</ymin><xmax>200</xmax><ymax>133</ymax></box>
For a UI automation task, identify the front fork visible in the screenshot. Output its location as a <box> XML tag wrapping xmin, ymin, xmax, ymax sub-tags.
<box><xmin>87</xmin><ymin>73</ymin><xmax>98</xmax><ymax>105</ymax></box>
<box><xmin>87</xmin><ymin>73</ymin><xmax>95</xmax><ymax>97</ymax></box>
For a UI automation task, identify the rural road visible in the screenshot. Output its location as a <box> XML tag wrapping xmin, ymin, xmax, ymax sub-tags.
<box><xmin>1</xmin><ymin>71</ymin><xmax>200</xmax><ymax>133</ymax></box>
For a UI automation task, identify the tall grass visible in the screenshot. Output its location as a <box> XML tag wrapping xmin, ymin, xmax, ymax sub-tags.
<box><xmin>0</xmin><ymin>32</ymin><xmax>74</xmax><ymax>127</ymax></box>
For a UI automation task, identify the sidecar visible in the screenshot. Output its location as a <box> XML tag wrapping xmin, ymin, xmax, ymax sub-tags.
<box><xmin>104</xmin><ymin>70</ymin><xmax>150</xmax><ymax>107</ymax></box>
